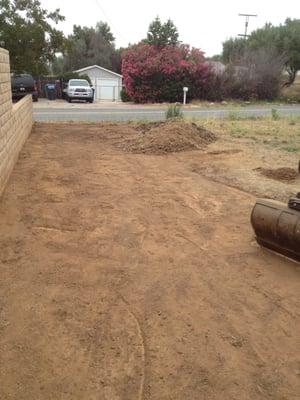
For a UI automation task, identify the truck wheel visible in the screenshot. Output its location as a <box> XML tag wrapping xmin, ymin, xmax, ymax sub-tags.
<box><xmin>88</xmin><ymin>98</ymin><xmax>94</xmax><ymax>103</ymax></box>
<box><xmin>67</xmin><ymin>97</ymin><xmax>72</xmax><ymax>103</ymax></box>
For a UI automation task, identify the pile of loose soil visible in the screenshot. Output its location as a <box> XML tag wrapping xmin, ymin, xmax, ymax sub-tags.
<box><xmin>256</xmin><ymin>167</ymin><xmax>298</xmax><ymax>182</ymax></box>
<box><xmin>123</xmin><ymin>120</ymin><xmax>217</xmax><ymax>155</ymax></box>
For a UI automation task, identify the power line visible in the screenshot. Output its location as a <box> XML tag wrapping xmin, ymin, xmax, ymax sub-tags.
<box><xmin>93</xmin><ymin>0</ymin><xmax>128</xmax><ymax>44</ymax></box>
<box><xmin>238</xmin><ymin>13</ymin><xmax>257</xmax><ymax>38</ymax></box>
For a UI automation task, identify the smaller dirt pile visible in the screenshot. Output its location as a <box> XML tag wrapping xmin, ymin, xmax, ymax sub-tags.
<box><xmin>123</xmin><ymin>120</ymin><xmax>217</xmax><ymax>155</ymax></box>
<box><xmin>256</xmin><ymin>167</ymin><xmax>298</xmax><ymax>182</ymax></box>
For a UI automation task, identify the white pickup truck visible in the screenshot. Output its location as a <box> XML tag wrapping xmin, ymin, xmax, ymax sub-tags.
<box><xmin>65</xmin><ymin>79</ymin><xmax>94</xmax><ymax>103</ymax></box>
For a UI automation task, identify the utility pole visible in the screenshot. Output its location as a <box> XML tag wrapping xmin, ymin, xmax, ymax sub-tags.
<box><xmin>238</xmin><ymin>14</ymin><xmax>257</xmax><ymax>38</ymax></box>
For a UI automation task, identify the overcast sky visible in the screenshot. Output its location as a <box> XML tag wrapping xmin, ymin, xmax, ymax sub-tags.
<box><xmin>41</xmin><ymin>0</ymin><xmax>300</xmax><ymax>56</ymax></box>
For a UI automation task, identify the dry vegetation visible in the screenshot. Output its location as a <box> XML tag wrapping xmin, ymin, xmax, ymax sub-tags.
<box><xmin>189</xmin><ymin>75</ymin><xmax>300</xmax><ymax>106</ymax></box>
<box><xmin>199</xmin><ymin>115</ymin><xmax>300</xmax><ymax>153</ymax></box>
<box><xmin>184</xmin><ymin>115</ymin><xmax>300</xmax><ymax>201</ymax></box>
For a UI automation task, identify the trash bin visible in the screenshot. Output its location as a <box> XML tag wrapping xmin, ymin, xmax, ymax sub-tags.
<box><xmin>45</xmin><ymin>83</ymin><xmax>56</xmax><ymax>100</ymax></box>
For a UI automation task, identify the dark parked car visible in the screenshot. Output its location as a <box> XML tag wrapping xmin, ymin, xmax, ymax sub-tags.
<box><xmin>11</xmin><ymin>74</ymin><xmax>38</xmax><ymax>102</ymax></box>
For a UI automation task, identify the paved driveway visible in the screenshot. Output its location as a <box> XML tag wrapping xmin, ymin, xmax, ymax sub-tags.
<box><xmin>33</xmin><ymin>100</ymin><xmax>300</xmax><ymax>121</ymax></box>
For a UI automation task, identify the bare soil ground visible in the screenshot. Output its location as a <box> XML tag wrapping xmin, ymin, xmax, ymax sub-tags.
<box><xmin>256</xmin><ymin>167</ymin><xmax>298</xmax><ymax>182</ymax></box>
<box><xmin>120</xmin><ymin>120</ymin><xmax>216</xmax><ymax>155</ymax></box>
<box><xmin>0</xmin><ymin>121</ymin><xmax>300</xmax><ymax>400</ymax></box>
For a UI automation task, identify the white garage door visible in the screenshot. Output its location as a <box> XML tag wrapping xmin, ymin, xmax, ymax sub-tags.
<box><xmin>94</xmin><ymin>79</ymin><xmax>119</xmax><ymax>101</ymax></box>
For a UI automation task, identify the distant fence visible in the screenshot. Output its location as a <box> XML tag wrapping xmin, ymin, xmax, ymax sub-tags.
<box><xmin>34</xmin><ymin>77</ymin><xmax>66</xmax><ymax>98</ymax></box>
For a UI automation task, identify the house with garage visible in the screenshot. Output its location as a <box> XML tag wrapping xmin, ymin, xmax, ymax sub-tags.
<box><xmin>75</xmin><ymin>65</ymin><xmax>123</xmax><ymax>102</ymax></box>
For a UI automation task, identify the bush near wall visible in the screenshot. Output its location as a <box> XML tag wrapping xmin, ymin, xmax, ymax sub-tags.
<box><xmin>120</xmin><ymin>87</ymin><xmax>132</xmax><ymax>102</ymax></box>
<box><xmin>121</xmin><ymin>44</ymin><xmax>213</xmax><ymax>103</ymax></box>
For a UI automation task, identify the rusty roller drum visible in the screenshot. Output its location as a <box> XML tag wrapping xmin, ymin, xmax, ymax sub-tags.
<box><xmin>251</xmin><ymin>199</ymin><xmax>300</xmax><ymax>262</ymax></box>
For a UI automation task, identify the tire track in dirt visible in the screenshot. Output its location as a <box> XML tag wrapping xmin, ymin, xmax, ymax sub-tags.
<box><xmin>1</xmin><ymin>122</ymin><xmax>299</xmax><ymax>399</ymax></box>
<box><xmin>115</xmin><ymin>291</ymin><xmax>146</xmax><ymax>400</ymax></box>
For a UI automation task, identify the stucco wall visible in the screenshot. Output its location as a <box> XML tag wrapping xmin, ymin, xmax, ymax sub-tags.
<box><xmin>0</xmin><ymin>48</ymin><xmax>33</xmax><ymax>197</ymax></box>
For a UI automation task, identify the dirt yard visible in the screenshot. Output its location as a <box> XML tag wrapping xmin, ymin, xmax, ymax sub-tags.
<box><xmin>0</xmin><ymin>121</ymin><xmax>299</xmax><ymax>400</ymax></box>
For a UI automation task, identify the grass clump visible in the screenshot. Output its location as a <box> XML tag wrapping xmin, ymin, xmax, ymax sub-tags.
<box><xmin>281</xmin><ymin>145</ymin><xmax>300</xmax><ymax>153</ymax></box>
<box><xmin>227</xmin><ymin>112</ymin><xmax>261</xmax><ymax>121</ymax></box>
<box><xmin>227</xmin><ymin>112</ymin><xmax>241</xmax><ymax>121</ymax></box>
<box><xmin>166</xmin><ymin>104</ymin><xmax>183</xmax><ymax>120</ymax></box>
<box><xmin>271</xmin><ymin>108</ymin><xmax>280</xmax><ymax>120</ymax></box>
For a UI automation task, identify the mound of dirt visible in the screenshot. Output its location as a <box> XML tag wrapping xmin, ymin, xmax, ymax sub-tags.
<box><xmin>256</xmin><ymin>167</ymin><xmax>298</xmax><ymax>182</ymax></box>
<box><xmin>123</xmin><ymin>120</ymin><xmax>217</xmax><ymax>155</ymax></box>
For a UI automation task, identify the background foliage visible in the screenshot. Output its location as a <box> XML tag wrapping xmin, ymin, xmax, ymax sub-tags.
<box><xmin>144</xmin><ymin>16</ymin><xmax>179</xmax><ymax>46</ymax></box>
<box><xmin>0</xmin><ymin>3</ymin><xmax>298</xmax><ymax>102</ymax></box>
<box><xmin>0</xmin><ymin>0</ymin><xmax>65</xmax><ymax>75</ymax></box>
<box><xmin>222</xmin><ymin>19</ymin><xmax>300</xmax><ymax>86</ymax></box>
<box><xmin>122</xmin><ymin>43</ymin><xmax>213</xmax><ymax>103</ymax></box>
<box><xmin>62</xmin><ymin>22</ymin><xmax>121</xmax><ymax>73</ymax></box>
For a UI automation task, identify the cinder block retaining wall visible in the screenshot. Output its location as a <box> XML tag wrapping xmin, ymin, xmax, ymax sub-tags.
<box><xmin>0</xmin><ymin>47</ymin><xmax>33</xmax><ymax>196</ymax></box>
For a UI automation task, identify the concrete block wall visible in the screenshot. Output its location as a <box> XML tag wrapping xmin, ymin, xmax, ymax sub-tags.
<box><xmin>0</xmin><ymin>47</ymin><xmax>33</xmax><ymax>196</ymax></box>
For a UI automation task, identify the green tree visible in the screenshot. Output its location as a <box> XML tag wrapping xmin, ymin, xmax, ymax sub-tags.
<box><xmin>0</xmin><ymin>0</ymin><xmax>65</xmax><ymax>75</ymax></box>
<box><xmin>110</xmin><ymin>48</ymin><xmax>122</xmax><ymax>74</ymax></box>
<box><xmin>222</xmin><ymin>37</ymin><xmax>247</xmax><ymax>64</ymax></box>
<box><xmin>222</xmin><ymin>19</ymin><xmax>300</xmax><ymax>85</ymax></box>
<box><xmin>63</xmin><ymin>22</ymin><xmax>119</xmax><ymax>72</ymax></box>
<box><xmin>50</xmin><ymin>55</ymin><xmax>64</xmax><ymax>75</ymax></box>
<box><xmin>249</xmin><ymin>19</ymin><xmax>300</xmax><ymax>86</ymax></box>
<box><xmin>96</xmin><ymin>21</ymin><xmax>115</xmax><ymax>43</ymax></box>
<box><xmin>145</xmin><ymin>16</ymin><xmax>179</xmax><ymax>46</ymax></box>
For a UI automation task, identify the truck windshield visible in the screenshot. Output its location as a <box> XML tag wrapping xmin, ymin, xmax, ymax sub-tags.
<box><xmin>69</xmin><ymin>80</ymin><xmax>89</xmax><ymax>87</ymax></box>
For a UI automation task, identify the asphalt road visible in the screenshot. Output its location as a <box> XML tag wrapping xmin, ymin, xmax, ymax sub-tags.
<box><xmin>33</xmin><ymin>104</ymin><xmax>300</xmax><ymax>122</ymax></box>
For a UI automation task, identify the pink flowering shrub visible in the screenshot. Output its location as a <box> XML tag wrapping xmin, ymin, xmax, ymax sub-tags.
<box><xmin>121</xmin><ymin>44</ymin><xmax>213</xmax><ymax>103</ymax></box>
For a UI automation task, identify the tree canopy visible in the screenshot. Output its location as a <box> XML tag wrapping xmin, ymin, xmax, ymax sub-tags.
<box><xmin>144</xmin><ymin>16</ymin><xmax>179</xmax><ymax>46</ymax></box>
<box><xmin>62</xmin><ymin>22</ymin><xmax>120</xmax><ymax>72</ymax></box>
<box><xmin>222</xmin><ymin>18</ymin><xmax>300</xmax><ymax>85</ymax></box>
<box><xmin>250</xmin><ymin>19</ymin><xmax>300</xmax><ymax>85</ymax></box>
<box><xmin>0</xmin><ymin>0</ymin><xmax>65</xmax><ymax>75</ymax></box>
<box><xmin>222</xmin><ymin>37</ymin><xmax>247</xmax><ymax>64</ymax></box>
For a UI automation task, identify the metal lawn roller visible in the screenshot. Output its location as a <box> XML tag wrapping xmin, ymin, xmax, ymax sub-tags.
<box><xmin>251</xmin><ymin>194</ymin><xmax>300</xmax><ymax>262</ymax></box>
